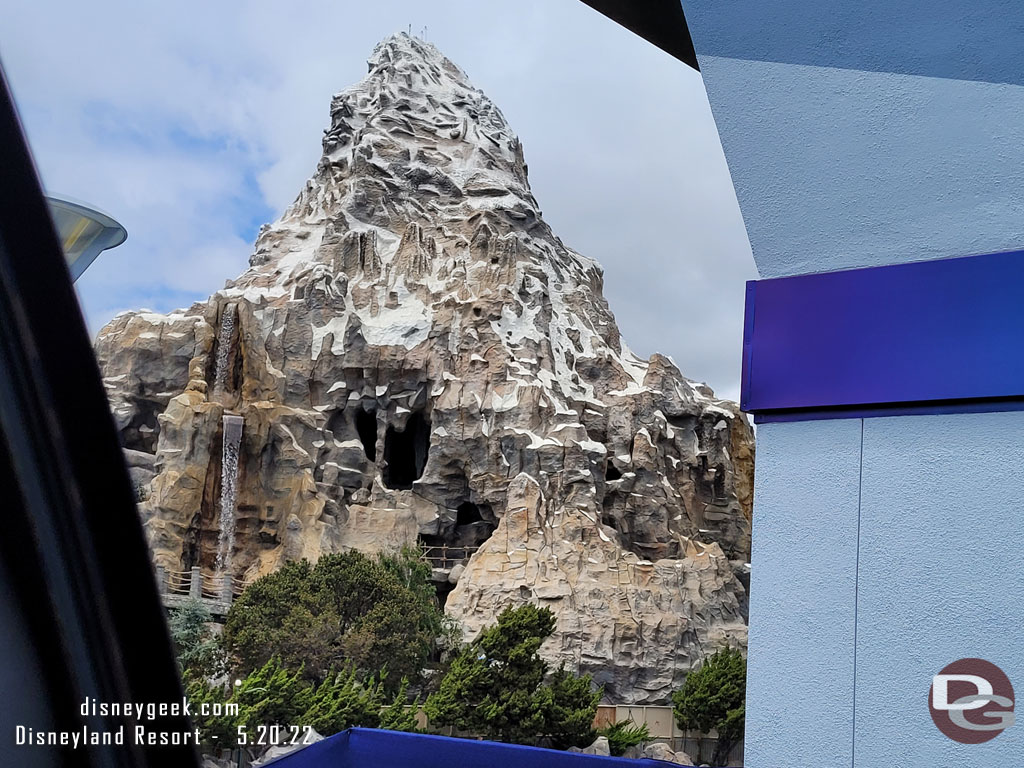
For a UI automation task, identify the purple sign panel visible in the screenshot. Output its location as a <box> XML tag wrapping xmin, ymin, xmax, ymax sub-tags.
<box><xmin>741</xmin><ymin>249</ymin><xmax>1024</xmax><ymax>420</ymax></box>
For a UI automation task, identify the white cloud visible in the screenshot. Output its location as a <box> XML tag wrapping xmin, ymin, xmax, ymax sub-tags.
<box><xmin>0</xmin><ymin>0</ymin><xmax>755</xmax><ymax>400</ymax></box>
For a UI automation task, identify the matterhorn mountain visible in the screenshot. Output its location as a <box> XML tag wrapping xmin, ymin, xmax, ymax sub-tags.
<box><xmin>96</xmin><ymin>33</ymin><xmax>754</xmax><ymax>703</ymax></box>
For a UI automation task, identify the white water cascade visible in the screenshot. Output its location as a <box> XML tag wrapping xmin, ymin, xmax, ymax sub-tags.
<box><xmin>212</xmin><ymin>303</ymin><xmax>237</xmax><ymax>395</ymax></box>
<box><xmin>216</xmin><ymin>414</ymin><xmax>244</xmax><ymax>576</ymax></box>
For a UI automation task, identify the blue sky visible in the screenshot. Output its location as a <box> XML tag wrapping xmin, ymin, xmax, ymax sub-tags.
<box><xmin>0</xmin><ymin>0</ymin><xmax>754</xmax><ymax>399</ymax></box>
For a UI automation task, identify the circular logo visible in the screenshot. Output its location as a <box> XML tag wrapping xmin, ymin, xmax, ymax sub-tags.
<box><xmin>929</xmin><ymin>658</ymin><xmax>1015</xmax><ymax>744</ymax></box>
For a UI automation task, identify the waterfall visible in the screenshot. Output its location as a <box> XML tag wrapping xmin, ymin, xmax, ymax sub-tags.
<box><xmin>216</xmin><ymin>414</ymin><xmax>244</xmax><ymax>575</ymax></box>
<box><xmin>213</xmin><ymin>303</ymin><xmax>237</xmax><ymax>395</ymax></box>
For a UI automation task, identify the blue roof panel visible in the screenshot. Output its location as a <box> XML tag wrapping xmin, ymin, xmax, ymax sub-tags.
<box><xmin>262</xmin><ymin>728</ymin><xmax>683</xmax><ymax>768</ymax></box>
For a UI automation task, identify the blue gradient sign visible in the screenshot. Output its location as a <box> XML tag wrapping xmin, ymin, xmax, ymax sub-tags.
<box><xmin>741</xmin><ymin>249</ymin><xmax>1024</xmax><ymax>417</ymax></box>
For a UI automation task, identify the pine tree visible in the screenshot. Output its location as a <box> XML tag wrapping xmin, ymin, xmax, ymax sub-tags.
<box><xmin>424</xmin><ymin>604</ymin><xmax>600</xmax><ymax>748</ymax></box>
<box><xmin>168</xmin><ymin>598</ymin><xmax>225</xmax><ymax>680</ymax></box>
<box><xmin>302</xmin><ymin>665</ymin><xmax>383</xmax><ymax>735</ymax></box>
<box><xmin>223</xmin><ymin>548</ymin><xmax>443</xmax><ymax>688</ymax></box>
<box><xmin>672</xmin><ymin>647</ymin><xmax>746</xmax><ymax>767</ymax></box>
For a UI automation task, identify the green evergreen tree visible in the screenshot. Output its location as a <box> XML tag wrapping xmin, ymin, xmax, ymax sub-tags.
<box><xmin>424</xmin><ymin>604</ymin><xmax>600</xmax><ymax>747</ymax></box>
<box><xmin>378</xmin><ymin>679</ymin><xmax>420</xmax><ymax>733</ymax></box>
<box><xmin>672</xmin><ymin>647</ymin><xmax>746</xmax><ymax>767</ymax></box>
<box><xmin>168</xmin><ymin>599</ymin><xmax>226</xmax><ymax>680</ymax></box>
<box><xmin>186</xmin><ymin>677</ymin><xmax>241</xmax><ymax>745</ymax></box>
<box><xmin>302</xmin><ymin>665</ymin><xmax>384</xmax><ymax>735</ymax></box>
<box><xmin>543</xmin><ymin>665</ymin><xmax>601</xmax><ymax>749</ymax></box>
<box><xmin>223</xmin><ymin>548</ymin><xmax>443</xmax><ymax>688</ymax></box>
<box><xmin>186</xmin><ymin>658</ymin><xmax>420</xmax><ymax>749</ymax></box>
<box><xmin>235</xmin><ymin>656</ymin><xmax>312</xmax><ymax>730</ymax></box>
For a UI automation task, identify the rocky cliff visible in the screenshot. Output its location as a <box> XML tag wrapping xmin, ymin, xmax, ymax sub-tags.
<box><xmin>96</xmin><ymin>33</ymin><xmax>754</xmax><ymax>704</ymax></box>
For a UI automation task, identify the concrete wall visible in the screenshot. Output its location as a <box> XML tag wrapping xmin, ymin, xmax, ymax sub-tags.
<box><xmin>694</xmin><ymin>57</ymin><xmax>1024</xmax><ymax>278</ymax></box>
<box><xmin>680</xmin><ymin>1</ymin><xmax>1024</xmax><ymax>765</ymax></box>
<box><xmin>746</xmin><ymin>420</ymin><xmax>861</xmax><ymax>766</ymax></box>
<box><xmin>683</xmin><ymin>0</ymin><xmax>1024</xmax><ymax>279</ymax></box>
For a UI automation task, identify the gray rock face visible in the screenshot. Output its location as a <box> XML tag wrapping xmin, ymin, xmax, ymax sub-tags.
<box><xmin>579</xmin><ymin>736</ymin><xmax>611</xmax><ymax>756</ymax></box>
<box><xmin>95</xmin><ymin>33</ymin><xmax>753</xmax><ymax>704</ymax></box>
<box><xmin>644</xmin><ymin>742</ymin><xmax>694</xmax><ymax>764</ymax></box>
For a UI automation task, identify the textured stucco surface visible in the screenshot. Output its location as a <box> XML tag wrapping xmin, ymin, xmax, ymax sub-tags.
<box><xmin>746</xmin><ymin>415</ymin><xmax>1024</xmax><ymax>768</ymax></box>
<box><xmin>695</xmin><ymin>56</ymin><xmax>1024</xmax><ymax>278</ymax></box>
<box><xmin>745</xmin><ymin>420</ymin><xmax>862</xmax><ymax>768</ymax></box>
<box><xmin>682</xmin><ymin>0</ymin><xmax>1024</xmax><ymax>86</ymax></box>
<box><xmin>855</xmin><ymin>412</ymin><xmax>1024</xmax><ymax>765</ymax></box>
<box><xmin>682</xmin><ymin>3</ymin><xmax>1024</xmax><ymax>764</ymax></box>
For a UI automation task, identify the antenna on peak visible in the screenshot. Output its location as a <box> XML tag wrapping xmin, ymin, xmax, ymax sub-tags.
<box><xmin>422</xmin><ymin>26</ymin><xmax>428</xmax><ymax>40</ymax></box>
<box><xmin>407</xmin><ymin>24</ymin><xmax>412</xmax><ymax>36</ymax></box>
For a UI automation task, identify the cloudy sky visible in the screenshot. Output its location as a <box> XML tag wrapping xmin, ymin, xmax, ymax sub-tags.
<box><xmin>0</xmin><ymin>0</ymin><xmax>755</xmax><ymax>400</ymax></box>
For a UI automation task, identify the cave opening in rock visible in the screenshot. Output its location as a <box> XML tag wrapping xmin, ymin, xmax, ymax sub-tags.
<box><xmin>435</xmin><ymin>581</ymin><xmax>455</xmax><ymax>610</ymax></box>
<box><xmin>456</xmin><ymin>501</ymin><xmax>482</xmax><ymax>526</ymax></box>
<box><xmin>354</xmin><ymin>408</ymin><xmax>378</xmax><ymax>462</ymax></box>
<box><xmin>121</xmin><ymin>397</ymin><xmax>162</xmax><ymax>454</ymax></box>
<box><xmin>605</xmin><ymin>462</ymin><xmax>622</xmax><ymax>482</ymax></box>
<box><xmin>382</xmin><ymin>411</ymin><xmax>430</xmax><ymax>489</ymax></box>
<box><xmin>713</xmin><ymin>463</ymin><xmax>726</xmax><ymax>501</ymax></box>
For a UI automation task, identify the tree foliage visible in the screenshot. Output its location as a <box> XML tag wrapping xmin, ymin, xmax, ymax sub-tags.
<box><xmin>424</xmin><ymin>604</ymin><xmax>600</xmax><ymax>748</ymax></box>
<box><xmin>168</xmin><ymin>599</ymin><xmax>226</xmax><ymax>680</ymax></box>
<box><xmin>222</xmin><ymin>549</ymin><xmax>443</xmax><ymax>688</ymax></box>
<box><xmin>303</xmin><ymin>666</ymin><xmax>419</xmax><ymax>734</ymax></box>
<box><xmin>598</xmin><ymin>720</ymin><xmax>650</xmax><ymax>757</ymax></box>
<box><xmin>186</xmin><ymin>657</ymin><xmax>420</xmax><ymax>747</ymax></box>
<box><xmin>672</xmin><ymin>647</ymin><xmax>746</xmax><ymax>767</ymax></box>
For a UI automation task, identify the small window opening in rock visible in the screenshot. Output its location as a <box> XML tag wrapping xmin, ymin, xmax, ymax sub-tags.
<box><xmin>456</xmin><ymin>502</ymin><xmax>482</xmax><ymax>526</ymax></box>
<box><xmin>435</xmin><ymin>581</ymin><xmax>455</xmax><ymax>610</ymax></box>
<box><xmin>713</xmin><ymin>464</ymin><xmax>726</xmax><ymax>500</ymax></box>
<box><xmin>490</xmin><ymin>256</ymin><xmax>499</xmax><ymax>265</ymax></box>
<box><xmin>472</xmin><ymin>306</ymin><xmax>482</xmax><ymax>317</ymax></box>
<box><xmin>354</xmin><ymin>409</ymin><xmax>378</xmax><ymax>462</ymax></box>
<box><xmin>605</xmin><ymin>462</ymin><xmax>622</xmax><ymax>482</ymax></box>
<box><xmin>382</xmin><ymin>411</ymin><xmax>430</xmax><ymax>489</ymax></box>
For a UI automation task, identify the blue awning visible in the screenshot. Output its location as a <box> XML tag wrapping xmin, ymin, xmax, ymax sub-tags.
<box><xmin>263</xmin><ymin>728</ymin><xmax>681</xmax><ymax>767</ymax></box>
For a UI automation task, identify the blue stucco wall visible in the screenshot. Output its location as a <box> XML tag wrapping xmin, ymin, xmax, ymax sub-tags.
<box><xmin>855</xmin><ymin>412</ymin><xmax>1024</xmax><ymax>765</ymax></box>
<box><xmin>683</xmin><ymin>0</ymin><xmax>1024</xmax><ymax>86</ymax></box>
<box><xmin>679</xmin><ymin>1</ymin><xmax>1024</xmax><ymax>765</ymax></box>
<box><xmin>746</xmin><ymin>420</ymin><xmax>861</xmax><ymax>766</ymax></box>
<box><xmin>683</xmin><ymin>0</ymin><xmax>1024</xmax><ymax>279</ymax></box>
<box><xmin>695</xmin><ymin>57</ymin><xmax>1024</xmax><ymax>278</ymax></box>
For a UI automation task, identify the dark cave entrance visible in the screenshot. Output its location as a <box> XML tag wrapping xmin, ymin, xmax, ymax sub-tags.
<box><xmin>382</xmin><ymin>411</ymin><xmax>430</xmax><ymax>489</ymax></box>
<box><xmin>419</xmin><ymin>501</ymin><xmax>496</xmax><ymax>553</ymax></box>
<box><xmin>713</xmin><ymin>463</ymin><xmax>726</xmax><ymax>501</ymax></box>
<box><xmin>434</xmin><ymin>581</ymin><xmax>455</xmax><ymax>610</ymax></box>
<box><xmin>121</xmin><ymin>396</ymin><xmax>161</xmax><ymax>454</ymax></box>
<box><xmin>355</xmin><ymin>408</ymin><xmax>378</xmax><ymax>462</ymax></box>
<box><xmin>456</xmin><ymin>501</ymin><xmax>482</xmax><ymax>526</ymax></box>
<box><xmin>418</xmin><ymin>496</ymin><xmax>497</xmax><ymax>608</ymax></box>
<box><xmin>605</xmin><ymin>462</ymin><xmax>622</xmax><ymax>482</ymax></box>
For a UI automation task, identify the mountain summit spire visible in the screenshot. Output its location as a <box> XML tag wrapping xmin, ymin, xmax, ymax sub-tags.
<box><xmin>277</xmin><ymin>30</ymin><xmax>534</xmax><ymax>238</ymax></box>
<box><xmin>96</xmin><ymin>35</ymin><xmax>753</xmax><ymax>704</ymax></box>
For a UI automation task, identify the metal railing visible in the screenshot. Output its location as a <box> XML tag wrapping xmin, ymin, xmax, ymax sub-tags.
<box><xmin>156</xmin><ymin>566</ymin><xmax>252</xmax><ymax>604</ymax></box>
<box><xmin>420</xmin><ymin>544</ymin><xmax>479</xmax><ymax>569</ymax></box>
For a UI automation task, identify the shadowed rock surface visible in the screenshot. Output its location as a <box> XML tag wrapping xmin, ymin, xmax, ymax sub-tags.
<box><xmin>95</xmin><ymin>33</ymin><xmax>754</xmax><ymax>704</ymax></box>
